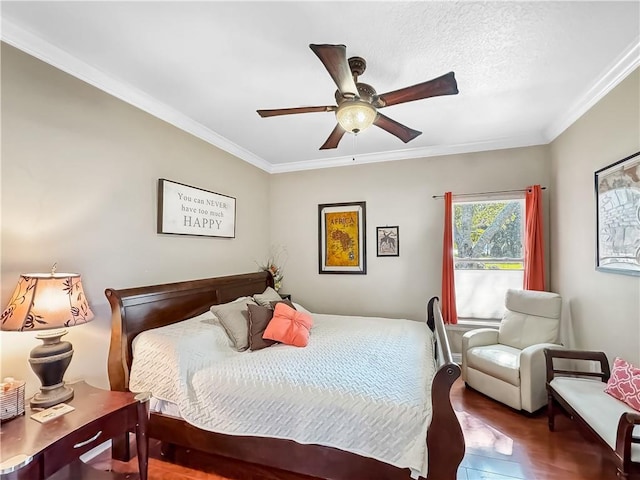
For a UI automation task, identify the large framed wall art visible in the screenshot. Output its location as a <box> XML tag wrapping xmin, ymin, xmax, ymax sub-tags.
<box><xmin>158</xmin><ymin>178</ymin><xmax>236</xmax><ymax>238</ymax></box>
<box><xmin>318</xmin><ymin>201</ymin><xmax>366</xmax><ymax>274</ymax></box>
<box><xmin>595</xmin><ymin>151</ymin><xmax>640</xmax><ymax>276</ymax></box>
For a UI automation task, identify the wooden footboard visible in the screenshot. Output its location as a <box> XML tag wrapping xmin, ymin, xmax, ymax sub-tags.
<box><xmin>106</xmin><ymin>273</ymin><xmax>464</xmax><ymax>480</ymax></box>
<box><xmin>426</xmin><ymin>297</ymin><xmax>465</xmax><ymax>479</ymax></box>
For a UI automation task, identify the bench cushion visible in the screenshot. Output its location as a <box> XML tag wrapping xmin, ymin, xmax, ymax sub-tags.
<box><xmin>550</xmin><ymin>377</ymin><xmax>640</xmax><ymax>462</ymax></box>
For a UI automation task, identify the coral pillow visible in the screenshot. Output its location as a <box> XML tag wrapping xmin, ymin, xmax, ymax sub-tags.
<box><xmin>263</xmin><ymin>302</ymin><xmax>313</xmax><ymax>347</ymax></box>
<box><xmin>604</xmin><ymin>357</ymin><xmax>640</xmax><ymax>411</ymax></box>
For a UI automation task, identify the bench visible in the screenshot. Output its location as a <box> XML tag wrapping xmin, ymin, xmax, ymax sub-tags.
<box><xmin>544</xmin><ymin>349</ymin><xmax>640</xmax><ymax>479</ymax></box>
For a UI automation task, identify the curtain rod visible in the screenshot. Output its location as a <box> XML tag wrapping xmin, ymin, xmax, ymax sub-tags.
<box><xmin>432</xmin><ymin>186</ymin><xmax>546</xmax><ymax>199</ymax></box>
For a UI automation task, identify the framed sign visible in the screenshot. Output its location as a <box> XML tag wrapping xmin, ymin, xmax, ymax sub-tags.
<box><xmin>158</xmin><ymin>178</ymin><xmax>236</xmax><ymax>238</ymax></box>
<box><xmin>595</xmin><ymin>151</ymin><xmax>640</xmax><ymax>276</ymax></box>
<box><xmin>318</xmin><ymin>201</ymin><xmax>366</xmax><ymax>274</ymax></box>
<box><xmin>377</xmin><ymin>226</ymin><xmax>399</xmax><ymax>257</ymax></box>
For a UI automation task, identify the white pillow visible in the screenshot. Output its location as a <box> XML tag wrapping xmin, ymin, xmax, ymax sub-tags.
<box><xmin>253</xmin><ymin>287</ymin><xmax>283</xmax><ymax>307</ymax></box>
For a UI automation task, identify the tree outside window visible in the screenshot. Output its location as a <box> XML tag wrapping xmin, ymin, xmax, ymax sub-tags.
<box><xmin>453</xmin><ymin>198</ymin><xmax>525</xmax><ymax>319</ymax></box>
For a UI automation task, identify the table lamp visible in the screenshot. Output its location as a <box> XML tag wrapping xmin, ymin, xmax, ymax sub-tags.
<box><xmin>1</xmin><ymin>266</ymin><xmax>94</xmax><ymax>409</ymax></box>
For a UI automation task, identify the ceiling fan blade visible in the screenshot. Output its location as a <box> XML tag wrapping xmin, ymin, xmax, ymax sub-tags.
<box><xmin>378</xmin><ymin>72</ymin><xmax>458</xmax><ymax>108</ymax></box>
<box><xmin>309</xmin><ymin>44</ymin><xmax>359</xmax><ymax>99</ymax></box>
<box><xmin>319</xmin><ymin>124</ymin><xmax>346</xmax><ymax>150</ymax></box>
<box><xmin>374</xmin><ymin>113</ymin><xmax>422</xmax><ymax>143</ymax></box>
<box><xmin>257</xmin><ymin>106</ymin><xmax>336</xmax><ymax>118</ymax></box>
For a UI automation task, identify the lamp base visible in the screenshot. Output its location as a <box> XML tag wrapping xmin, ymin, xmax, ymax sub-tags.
<box><xmin>28</xmin><ymin>330</ymin><xmax>74</xmax><ymax>409</ymax></box>
<box><xmin>30</xmin><ymin>383</ymin><xmax>74</xmax><ymax>409</ymax></box>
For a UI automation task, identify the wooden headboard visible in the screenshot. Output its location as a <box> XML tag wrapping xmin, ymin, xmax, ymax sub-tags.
<box><xmin>105</xmin><ymin>271</ymin><xmax>273</xmax><ymax>392</ymax></box>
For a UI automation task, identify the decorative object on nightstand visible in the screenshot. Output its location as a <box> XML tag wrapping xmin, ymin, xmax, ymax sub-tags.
<box><xmin>0</xmin><ymin>377</ymin><xmax>26</xmax><ymax>422</ymax></box>
<box><xmin>257</xmin><ymin>246</ymin><xmax>287</xmax><ymax>292</ymax></box>
<box><xmin>1</xmin><ymin>265</ymin><xmax>94</xmax><ymax>409</ymax></box>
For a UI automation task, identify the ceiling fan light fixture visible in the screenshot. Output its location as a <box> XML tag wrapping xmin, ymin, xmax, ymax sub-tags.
<box><xmin>335</xmin><ymin>101</ymin><xmax>377</xmax><ymax>134</ymax></box>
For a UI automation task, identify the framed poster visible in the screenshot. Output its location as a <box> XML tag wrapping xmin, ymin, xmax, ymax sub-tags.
<box><xmin>157</xmin><ymin>178</ymin><xmax>236</xmax><ymax>238</ymax></box>
<box><xmin>595</xmin><ymin>151</ymin><xmax>640</xmax><ymax>276</ymax></box>
<box><xmin>377</xmin><ymin>226</ymin><xmax>399</xmax><ymax>257</ymax></box>
<box><xmin>318</xmin><ymin>201</ymin><xmax>366</xmax><ymax>274</ymax></box>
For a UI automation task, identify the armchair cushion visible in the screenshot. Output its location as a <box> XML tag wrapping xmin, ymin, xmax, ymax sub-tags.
<box><xmin>466</xmin><ymin>344</ymin><xmax>521</xmax><ymax>386</ymax></box>
<box><xmin>498</xmin><ymin>289</ymin><xmax>562</xmax><ymax>349</ymax></box>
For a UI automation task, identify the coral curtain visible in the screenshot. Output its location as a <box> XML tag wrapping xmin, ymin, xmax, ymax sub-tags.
<box><xmin>441</xmin><ymin>192</ymin><xmax>458</xmax><ymax>324</ymax></box>
<box><xmin>524</xmin><ymin>185</ymin><xmax>546</xmax><ymax>291</ymax></box>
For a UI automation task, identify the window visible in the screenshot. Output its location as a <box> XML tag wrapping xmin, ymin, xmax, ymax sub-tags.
<box><xmin>453</xmin><ymin>196</ymin><xmax>525</xmax><ymax>320</ymax></box>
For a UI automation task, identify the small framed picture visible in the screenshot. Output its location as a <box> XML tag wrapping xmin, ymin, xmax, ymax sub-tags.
<box><xmin>376</xmin><ymin>226</ymin><xmax>399</xmax><ymax>257</ymax></box>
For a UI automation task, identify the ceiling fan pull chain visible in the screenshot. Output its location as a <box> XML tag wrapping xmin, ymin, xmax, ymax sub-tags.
<box><xmin>352</xmin><ymin>132</ymin><xmax>358</xmax><ymax>161</ymax></box>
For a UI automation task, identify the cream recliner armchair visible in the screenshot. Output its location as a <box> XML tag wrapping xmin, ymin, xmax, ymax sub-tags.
<box><xmin>461</xmin><ymin>289</ymin><xmax>562</xmax><ymax>413</ymax></box>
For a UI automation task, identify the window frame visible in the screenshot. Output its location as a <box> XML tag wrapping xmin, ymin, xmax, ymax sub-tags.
<box><xmin>452</xmin><ymin>193</ymin><xmax>525</xmax><ymax>321</ymax></box>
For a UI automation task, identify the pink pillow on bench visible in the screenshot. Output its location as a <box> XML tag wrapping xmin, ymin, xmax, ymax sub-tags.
<box><xmin>604</xmin><ymin>357</ymin><xmax>640</xmax><ymax>411</ymax></box>
<box><xmin>263</xmin><ymin>302</ymin><xmax>313</xmax><ymax>347</ymax></box>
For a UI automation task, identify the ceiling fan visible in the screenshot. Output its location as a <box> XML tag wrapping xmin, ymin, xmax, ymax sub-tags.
<box><xmin>257</xmin><ymin>44</ymin><xmax>459</xmax><ymax>150</ymax></box>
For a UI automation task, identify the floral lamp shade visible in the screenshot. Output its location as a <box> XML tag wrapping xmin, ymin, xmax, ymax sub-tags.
<box><xmin>1</xmin><ymin>273</ymin><xmax>94</xmax><ymax>331</ymax></box>
<box><xmin>1</xmin><ymin>271</ymin><xmax>94</xmax><ymax>409</ymax></box>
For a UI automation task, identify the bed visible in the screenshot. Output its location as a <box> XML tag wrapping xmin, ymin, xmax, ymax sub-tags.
<box><xmin>106</xmin><ymin>271</ymin><xmax>464</xmax><ymax>480</ymax></box>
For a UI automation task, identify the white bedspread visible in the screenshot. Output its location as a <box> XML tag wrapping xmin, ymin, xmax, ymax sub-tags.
<box><xmin>129</xmin><ymin>310</ymin><xmax>437</xmax><ymax>476</ymax></box>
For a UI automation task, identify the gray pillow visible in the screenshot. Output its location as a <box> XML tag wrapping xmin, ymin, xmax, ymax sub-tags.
<box><xmin>210</xmin><ymin>298</ymin><xmax>257</xmax><ymax>351</ymax></box>
<box><xmin>253</xmin><ymin>286</ymin><xmax>283</xmax><ymax>307</ymax></box>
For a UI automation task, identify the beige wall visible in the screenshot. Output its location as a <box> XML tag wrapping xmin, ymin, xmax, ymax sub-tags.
<box><xmin>0</xmin><ymin>44</ymin><xmax>271</xmax><ymax>396</ymax></box>
<box><xmin>270</xmin><ymin>146</ymin><xmax>551</xmax><ymax>322</ymax></box>
<box><xmin>550</xmin><ymin>68</ymin><xmax>640</xmax><ymax>364</ymax></box>
<box><xmin>3</xmin><ymin>39</ymin><xmax>636</xmax><ymax>401</ymax></box>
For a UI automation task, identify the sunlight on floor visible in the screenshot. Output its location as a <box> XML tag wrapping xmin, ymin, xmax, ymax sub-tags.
<box><xmin>457</xmin><ymin>410</ymin><xmax>514</xmax><ymax>456</ymax></box>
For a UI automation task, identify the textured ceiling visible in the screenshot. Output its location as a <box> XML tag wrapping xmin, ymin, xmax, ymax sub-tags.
<box><xmin>2</xmin><ymin>2</ymin><xmax>639</xmax><ymax>173</ymax></box>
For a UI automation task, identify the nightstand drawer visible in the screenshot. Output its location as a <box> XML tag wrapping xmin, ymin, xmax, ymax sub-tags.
<box><xmin>43</xmin><ymin>407</ymin><xmax>135</xmax><ymax>477</ymax></box>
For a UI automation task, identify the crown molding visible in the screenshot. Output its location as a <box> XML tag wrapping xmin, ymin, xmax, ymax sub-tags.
<box><xmin>270</xmin><ymin>133</ymin><xmax>548</xmax><ymax>173</ymax></box>
<box><xmin>544</xmin><ymin>36</ymin><xmax>640</xmax><ymax>142</ymax></box>
<box><xmin>2</xmin><ymin>17</ymin><xmax>637</xmax><ymax>175</ymax></box>
<box><xmin>1</xmin><ymin>19</ymin><xmax>273</xmax><ymax>173</ymax></box>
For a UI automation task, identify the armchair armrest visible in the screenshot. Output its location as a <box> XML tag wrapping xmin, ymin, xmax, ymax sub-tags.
<box><xmin>615</xmin><ymin>412</ymin><xmax>640</xmax><ymax>474</ymax></box>
<box><xmin>462</xmin><ymin>328</ymin><xmax>499</xmax><ymax>350</ymax></box>
<box><xmin>520</xmin><ymin>343</ymin><xmax>562</xmax><ymax>413</ymax></box>
<box><xmin>461</xmin><ymin>328</ymin><xmax>499</xmax><ymax>384</ymax></box>
<box><xmin>544</xmin><ymin>348</ymin><xmax>611</xmax><ymax>384</ymax></box>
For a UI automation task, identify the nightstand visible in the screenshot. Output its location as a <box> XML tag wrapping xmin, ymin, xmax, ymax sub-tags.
<box><xmin>0</xmin><ymin>381</ymin><xmax>149</xmax><ymax>480</ymax></box>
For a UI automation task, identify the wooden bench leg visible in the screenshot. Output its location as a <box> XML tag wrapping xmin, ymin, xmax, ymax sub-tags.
<box><xmin>547</xmin><ymin>393</ymin><xmax>555</xmax><ymax>432</ymax></box>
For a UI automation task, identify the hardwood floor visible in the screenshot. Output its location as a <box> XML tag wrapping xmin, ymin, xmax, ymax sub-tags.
<box><xmin>91</xmin><ymin>379</ymin><xmax>621</xmax><ymax>480</ymax></box>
